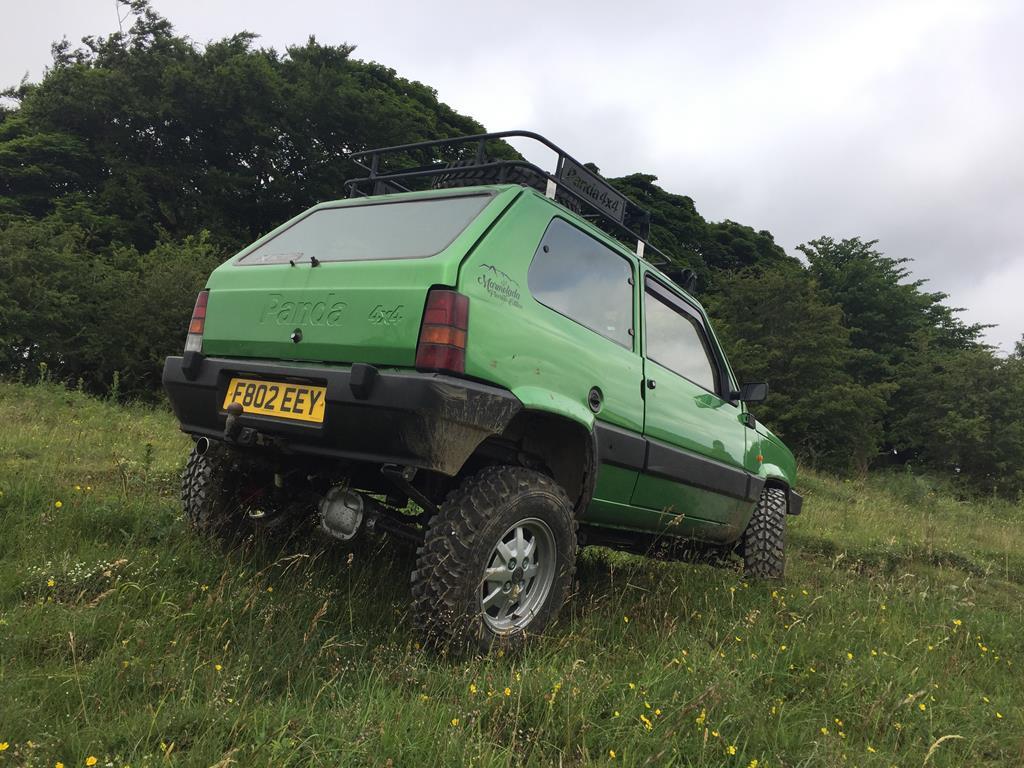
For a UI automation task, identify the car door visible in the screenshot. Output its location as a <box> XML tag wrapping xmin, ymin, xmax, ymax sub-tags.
<box><xmin>629</xmin><ymin>273</ymin><xmax>761</xmax><ymax>542</ymax></box>
<box><xmin>515</xmin><ymin>216</ymin><xmax>658</xmax><ymax>528</ymax></box>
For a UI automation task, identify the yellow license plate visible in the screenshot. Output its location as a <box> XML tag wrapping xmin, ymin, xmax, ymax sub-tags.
<box><xmin>222</xmin><ymin>378</ymin><xmax>326</xmax><ymax>423</ymax></box>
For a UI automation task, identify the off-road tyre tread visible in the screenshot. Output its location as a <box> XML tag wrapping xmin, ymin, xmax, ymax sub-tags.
<box><xmin>742</xmin><ymin>486</ymin><xmax>787</xmax><ymax>579</ymax></box>
<box><xmin>181</xmin><ymin>442</ymin><xmax>241</xmax><ymax>540</ymax></box>
<box><xmin>410</xmin><ymin>465</ymin><xmax>577</xmax><ymax>654</ymax></box>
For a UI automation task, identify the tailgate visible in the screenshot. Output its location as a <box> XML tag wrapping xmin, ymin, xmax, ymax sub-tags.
<box><xmin>199</xmin><ymin>188</ymin><xmax>518</xmax><ymax>366</ymax></box>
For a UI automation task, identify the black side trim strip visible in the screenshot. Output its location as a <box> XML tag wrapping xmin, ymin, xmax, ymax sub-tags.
<box><xmin>594</xmin><ymin>420</ymin><xmax>647</xmax><ymax>472</ymax></box>
<box><xmin>594</xmin><ymin>424</ymin><xmax>765</xmax><ymax>503</ymax></box>
<box><xmin>645</xmin><ymin>438</ymin><xmax>759</xmax><ymax>502</ymax></box>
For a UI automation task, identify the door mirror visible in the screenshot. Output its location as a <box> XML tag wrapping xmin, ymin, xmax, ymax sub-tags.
<box><xmin>736</xmin><ymin>382</ymin><xmax>769</xmax><ymax>403</ymax></box>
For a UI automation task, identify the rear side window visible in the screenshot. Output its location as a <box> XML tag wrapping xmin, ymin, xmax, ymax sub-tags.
<box><xmin>238</xmin><ymin>194</ymin><xmax>493</xmax><ymax>265</ymax></box>
<box><xmin>644</xmin><ymin>281</ymin><xmax>718</xmax><ymax>392</ymax></box>
<box><xmin>528</xmin><ymin>218</ymin><xmax>634</xmax><ymax>348</ymax></box>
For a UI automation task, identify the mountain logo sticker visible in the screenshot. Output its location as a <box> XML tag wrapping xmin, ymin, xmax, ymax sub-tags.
<box><xmin>478</xmin><ymin>264</ymin><xmax>522</xmax><ymax>308</ymax></box>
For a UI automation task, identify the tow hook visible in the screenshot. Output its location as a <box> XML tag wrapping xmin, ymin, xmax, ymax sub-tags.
<box><xmin>224</xmin><ymin>401</ymin><xmax>244</xmax><ymax>442</ymax></box>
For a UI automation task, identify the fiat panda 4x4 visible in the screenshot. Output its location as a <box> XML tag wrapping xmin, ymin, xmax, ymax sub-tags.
<box><xmin>163</xmin><ymin>131</ymin><xmax>802</xmax><ymax>651</ymax></box>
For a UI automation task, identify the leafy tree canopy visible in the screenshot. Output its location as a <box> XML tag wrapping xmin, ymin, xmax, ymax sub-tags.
<box><xmin>1</xmin><ymin>1</ymin><xmax>1019</xmax><ymax>495</ymax></box>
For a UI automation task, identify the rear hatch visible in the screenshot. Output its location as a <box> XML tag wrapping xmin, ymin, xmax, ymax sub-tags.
<box><xmin>200</xmin><ymin>187</ymin><xmax>518</xmax><ymax>366</ymax></box>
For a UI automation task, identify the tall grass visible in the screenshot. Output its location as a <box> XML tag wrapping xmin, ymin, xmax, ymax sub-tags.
<box><xmin>0</xmin><ymin>381</ymin><xmax>1020</xmax><ymax>767</ymax></box>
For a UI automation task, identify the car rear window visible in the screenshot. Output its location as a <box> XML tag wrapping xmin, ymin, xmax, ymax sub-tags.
<box><xmin>237</xmin><ymin>193</ymin><xmax>494</xmax><ymax>265</ymax></box>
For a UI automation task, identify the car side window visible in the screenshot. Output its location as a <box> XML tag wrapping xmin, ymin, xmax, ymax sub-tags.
<box><xmin>644</xmin><ymin>280</ymin><xmax>718</xmax><ymax>393</ymax></box>
<box><xmin>528</xmin><ymin>218</ymin><xmax>634</xmax><ymax>348</ymax></box>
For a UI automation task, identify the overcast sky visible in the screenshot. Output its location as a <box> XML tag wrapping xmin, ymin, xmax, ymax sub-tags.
<box><xmin>2</xmin><ymin>0</ymin><xmax>1021</xmax><ymax>352</ymax></box>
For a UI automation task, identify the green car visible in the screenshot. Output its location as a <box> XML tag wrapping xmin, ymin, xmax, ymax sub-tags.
<box><xmin>163</xmin><ymin>131</ymin><xmax>801</xmax><ymax>651</ymax></box>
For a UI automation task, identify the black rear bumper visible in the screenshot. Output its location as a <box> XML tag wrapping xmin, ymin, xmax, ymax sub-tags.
<box><xmin>162</xmin><ymin>356</ymin><xmax>522</xmax><ymax>475</ymax></box>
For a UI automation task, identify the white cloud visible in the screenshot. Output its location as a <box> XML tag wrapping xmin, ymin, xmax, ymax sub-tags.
<box><xmin>0</xmin><ymin>0</ymin><xmax>1021</xmax><ymax>350</ymax></box>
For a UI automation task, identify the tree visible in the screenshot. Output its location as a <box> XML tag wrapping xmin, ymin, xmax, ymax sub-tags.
<box><xmin>705</xmin><ymin>267</ymin><xmax>889</xmax><ymax>471</ymax></box>
<box><xmin>0</xmin><ymin>1</ymin><xmax>485</xmax><ymax>253</ymax></box>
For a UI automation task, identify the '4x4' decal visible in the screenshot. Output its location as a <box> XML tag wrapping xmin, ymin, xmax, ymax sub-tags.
<box><xmin>368</xmin><ymin>304</ymin><xmax>404</xmax><ymax>326</ymax></box>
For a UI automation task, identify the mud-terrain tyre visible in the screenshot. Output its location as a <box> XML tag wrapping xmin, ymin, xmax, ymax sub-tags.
<box><xmin>741</xmin><ymin>486</ymin><xmax>787</xmax><ymax>578</ymax></box>
<box><xmin>181</xmin><ymin>441</ymin><xmax>300</xmax><ymax>544</ymax></box>
<box><xmin>410</xmin><ymin>466</ymin><xmax>577</xmax><ymax>654</ymax></box>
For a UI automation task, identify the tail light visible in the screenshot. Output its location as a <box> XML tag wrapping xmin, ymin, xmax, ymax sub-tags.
<box><xmin>184</xmin><ymin>290</ymin><xmax>209</xmax><ymax>353</ymax></box>
<box><xmin>415</xmin><ymin>289</ymin><xmax>469</xmax><ymax>374</ymax></box>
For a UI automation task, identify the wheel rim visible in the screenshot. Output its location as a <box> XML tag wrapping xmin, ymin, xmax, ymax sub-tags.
<box><xmin>480</xmin><ymin>517</ymin><xmax>557</xmax><ymax>634</ymax></box>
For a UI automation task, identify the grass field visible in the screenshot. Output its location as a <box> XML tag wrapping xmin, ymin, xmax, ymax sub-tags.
<box><xmin>0</xmin><ymin>381</ymin><xmax>1021</xmax><ymax>767</ymax></box>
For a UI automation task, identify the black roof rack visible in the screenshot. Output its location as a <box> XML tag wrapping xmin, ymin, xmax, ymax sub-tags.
<box><xmin>344</xmin><ymin>130</ymin><xmax>675</xmax><ymax>267</ymax></box>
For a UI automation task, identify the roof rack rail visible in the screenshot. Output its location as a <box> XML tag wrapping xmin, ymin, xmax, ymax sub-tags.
<box><xmin>344</xmin><ymin>130</ymin><xmax>675</xmax><ymax>267</ymax></box>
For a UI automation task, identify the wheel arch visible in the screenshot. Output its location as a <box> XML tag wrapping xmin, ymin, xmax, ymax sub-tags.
<box><xmin>468</xmin><ymin>406</ymin><xmax>597</xmax><ymax>519</ymax></box>
<box><xmin>761</xmin><ymin>474</ymin><xmax>802</xmax><ymax>516</ymax></box>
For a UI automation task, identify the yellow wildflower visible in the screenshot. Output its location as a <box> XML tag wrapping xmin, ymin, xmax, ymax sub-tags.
<box><xmin>48</xmin><ymin>578</ymin><xmax>56</xmax><ymax>588</ymax></box>
<box><xmin>469</xmin><ymin>683</ymin><xmax>477</xmax><ymax>695</ymax></box>
<box><xmin>55</xmin><ymin>500</ymin><xmax>63</xmax><ymax>508</ymax></box>
<box><xmin>952</xmin><ymin>618</ymin><xmax>962</xmax><ymax>627</ymax></box>
<box><xmin>628</xmin><ymin>682</ymin><xmax>636</xmax><ymax>689</ymax></box>
<box><xmin>846</xmin><ymin>652</ymin><xmax>854</xmax><ymax>660</ymax></box>
<box><xmin>214</xmin><ymin>664</ymin><xmax>222</xmax><ymax>672</ymax></box>
<box><xmin>748</xmin><ymin>761</ymin><xmax>759</xmax><ymax>768</ymax></box>
<box><xmin>623</xmin><ymin>616</ymin><xmax>629</xmax><ymax>623</ymax></box>
<box><xmin>86</xmin><ymin>759</ymin><xmax>98</xmax><ymax>767</ymax></box>
<box><xmin>779</xmin><ymin>644</ymin><xmax>787</xmax><ymax>651</ymax></box>
<box><xmin>820</xmin><ymin>727</ymin><xmax>829</xmax><ymax>735</ymax></box>
<box><xmin>655</xmin><ymin>708</ymin><xmax>662</xmax><ymax>716</ymax></box>
<box><xmin>711</xmin><ymin>730</ymin><xmax>720</xmax><ymax>738</ymax></box>
<box><xmin>867</xmin><ymin>746</ymin><xmax>877</xmax><ymax>753</ymax></box>
<box><xmin>726</xmin><ymin>745</ymin><xmax>737</xmax><ymax>755</ymax></box>
<box><xmin>57</xmin><ymin>763</ymin><xmax>66</xmax><ymax>768</ymax></box>
<box><xmin>918</xmin><ymin>702</ymin><xmax>926</xmax><ymax>711</ymax></box>
<box><xmin>503</xmin><ymin>687</ymin><xmax>511</xmax><ymax>697</ymax></box>
<box><xmin>695</xmin><ymin>709</ymin><xmax>707</xmax><ymax>726</ymax></box>
<box><xmin>609</xmin><ymin>750</ymin><xmax>617</xmax><ymax>759</ymax></box>
<box><xmin>613</xmin><ymin>711</ymin><xmax>620</xmax><ymax>717</ymax></box>
<box><xmin>450</xmin><ymin>718</ymin><xmax>459</xmax><ymax>727</ymax></box>
<box><xmin>640</xmin><ymin>713</ymin><xmax>653</xmax><ymax>731</ymax></box>
<box><xmin>996</xmin><ymin>712</ymin><xmax>1003</xmax><ymax>719</ymax></box>
<box><xmin>0</xmin><ymin>742</ymin><xmax>9</xmax><ymax>752</ymax></box>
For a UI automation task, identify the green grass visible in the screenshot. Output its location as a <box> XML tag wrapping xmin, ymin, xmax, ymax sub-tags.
<box><xmin>0</xmin><ymin>380</ymin><xmax>1021</xmax><ymax>767</ymax></box>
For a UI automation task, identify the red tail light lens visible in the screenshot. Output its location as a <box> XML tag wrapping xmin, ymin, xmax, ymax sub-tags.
<box><xmin>188</xmin><ymin>290</ymin><xmax>209</xmax><ymax>334</ymax></box>
<box><xmin>415</xmin><ymin>289</ymin><xmax>469</xmax><ymax>374</ymax></box>
<box><xmin>184</xmin><ymin>290</ymin><xmax>209</xmax><ymax>353</ymax></box>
